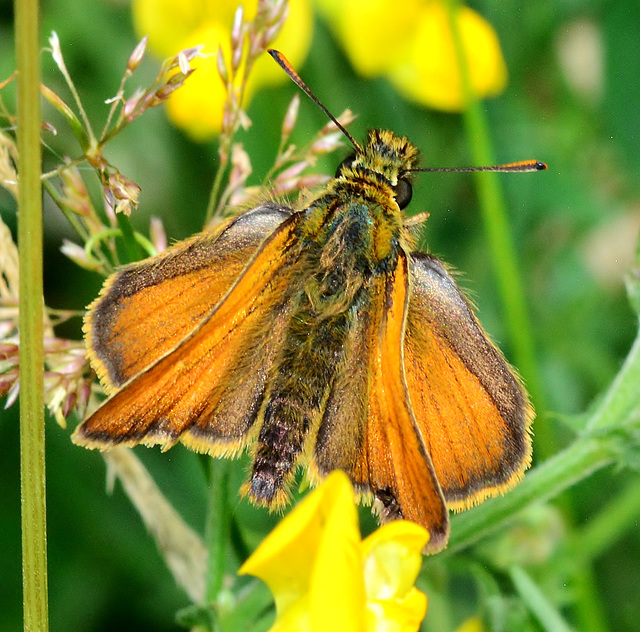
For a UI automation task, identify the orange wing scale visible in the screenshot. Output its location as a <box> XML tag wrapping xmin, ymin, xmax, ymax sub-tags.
<box><xmin>365</xmin><ymin>253</ymin><xmax>449</xmax><ymax>552</ymax></box>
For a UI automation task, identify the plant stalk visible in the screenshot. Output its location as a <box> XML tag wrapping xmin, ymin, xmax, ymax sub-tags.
<box><xmin>16</xmin><ymin>0</ymin><xmax>49</xmax><ymax>629</ymax></box>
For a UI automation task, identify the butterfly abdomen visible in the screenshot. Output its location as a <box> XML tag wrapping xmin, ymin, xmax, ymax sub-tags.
<box><xmin>248</xmin><ymin>303</ymin><xmax>353</xmax><ymax>506</ymax></box>
<box><xmin>247</xmin><ymin>207</ymin><xmax>382</xmax><ymax>507</ymax></box>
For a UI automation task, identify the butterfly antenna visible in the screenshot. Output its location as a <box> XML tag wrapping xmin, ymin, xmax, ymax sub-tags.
<box><xmin>412</xmin><ymin>160</ymin><xmax>548</xmax><ymax>173</ymax></box>
<box><xmin>269</xmin><ymin>49</ymin><xmax>363</xmax><ymax>153</ymax></box>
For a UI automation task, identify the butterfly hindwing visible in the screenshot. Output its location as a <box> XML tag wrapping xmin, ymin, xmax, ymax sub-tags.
<box><xmin>311</xmin><ymin>289</ymin><xmax>372</xmax><ymax>488</ymax></box>
<box><xmin>313</xmin><ymin>251</ymin><xmax>450</xmax><ymax>552</ymax></box>
<box><xmin>403</xmin><ymin>253</ymin><xmax>533</xmax><ymax>510</ymax></box>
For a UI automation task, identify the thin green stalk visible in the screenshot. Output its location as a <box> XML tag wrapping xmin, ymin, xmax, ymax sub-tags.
<box><xmin>115</xmin><ymin>212</ymin><xmax>144</xmax><ymax>263</ymax></box>
<box><xmin>16</xmin><ymin>0</ymin><xmax>49</xmax><ymax>630</ymax></box>
<box><xmin>445</xmin><ymin>0</ymin><xmax>550</xmax><ymax>458</ymax></box>
<box><xmin>510</xmin><ymin>565</ymin><xmax>576</xmax><ymax>632</ymax></box>
<box><xmin>206</xmin><ymin>159</ymin><xmax>228</xmax><ymax>226</ymax></box>
<box><xmin>205</xmin><ymin>459</ymin><xmax>232</xmax><ymax>627</ymax></box>
<box><xmin>41</xmin><ymin>179</ymin><xmax>89</xmax><ymax>240</ymax></box>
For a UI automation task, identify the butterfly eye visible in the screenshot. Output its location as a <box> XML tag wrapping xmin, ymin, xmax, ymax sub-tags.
<box><xmin>335</xmin><ymin>154</ymin><xmax>356</xmax><ymax>177</ymax></box>
<box><xmin>393</xmin><ymin>177</ymin><xmax>413</xmax><ymax>209</ymax></box>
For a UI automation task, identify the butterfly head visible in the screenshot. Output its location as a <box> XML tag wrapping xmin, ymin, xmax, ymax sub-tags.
<box><xmin>335</xmin><ymin>129</ymin><xmax>420</xmax><ymax>210</ymax></box>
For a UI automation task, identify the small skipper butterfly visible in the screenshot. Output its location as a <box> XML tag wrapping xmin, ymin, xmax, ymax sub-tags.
<box><xmin>73</xmin><ymin>50</ymin><xmax>544</xmax><ymax>553</ymax></box>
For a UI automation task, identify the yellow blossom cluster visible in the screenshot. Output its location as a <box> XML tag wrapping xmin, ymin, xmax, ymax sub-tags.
<box><xmin>132</xmin><ymin>0</ymin><xmax>507</xmax><ymax>140</ymax></box>
<box><xmin>316</xmin><ymin>0</ymin><xmax>507</xmax><ymax>111</ymax></box>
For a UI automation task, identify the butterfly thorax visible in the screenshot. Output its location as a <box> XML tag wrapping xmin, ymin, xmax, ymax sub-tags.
<box><xmin>301</xmin><ymin>129</ymin><xmax>420</xmax><ymax>268</ymax></box>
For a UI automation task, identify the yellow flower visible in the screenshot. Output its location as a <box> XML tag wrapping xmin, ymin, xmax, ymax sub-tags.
<box><xmin>239</xmin><ymin>470</ymin><xmax>429</xmax><ymax>632</ymax></box>
<box><xmin>132</xmin><ymin>0</ymin><xmax>313</xmax><ymax>141</ymax></box>
<box><xmin>454</xmin><ymin>617</ymin><xmax>485</xmax><ymax>632</ymax></box>
<box><xmin>315</xmin><ymin>0</ymin><xmax>507</xmax><ymax>111</ymax></box>
<box><xmin>313</xmin><ymin>0</ymin><xmax>423</xmax><ymax>77</ymax></box>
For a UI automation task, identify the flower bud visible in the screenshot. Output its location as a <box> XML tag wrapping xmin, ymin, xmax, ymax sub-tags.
<box><xmin>127</xmin><ymin>36</ymin><xmax>148</xmax><ymax>75</ymax></box>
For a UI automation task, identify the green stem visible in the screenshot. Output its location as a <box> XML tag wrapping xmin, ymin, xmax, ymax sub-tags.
<box><xmin>588</xmin><ymin>319</ymin><xmax>640</xmax><ymax>431</ymax></box>
<box><xmin>16</xmin><ymin>0</ymin><xmax>49</xmax><ymax>630</ymax></box>
<box><xmin>41</xmin><ymin>179</ymin><xmax>89</xmax><ymax>240</ymax></box>
<box><xmin>510</xmin><ymin>565</ymin><xmax>576</xmax><ymax>632</ymax></box>
<box><xmin>205</xmin><ymin>459</ymin><xmax>232</xmax><ymax>626</ymax></box>
<box><xmin>444</xmin><ymin>435</ymin><xmax>614</xmax><ymax>556</ymax></box>
<box><xmin>205</xmin><ymin>156</ymin><xmax>228</xmax><ymax>226</ymax></box>
<box><xmin>115</xmin><ymin>212</ymin><xmax>144</xmax><ymax>263</ymax></box>
<box><xmin>445</xmin><ymin>0</ymin><xmax>550</xmax><ymax>458</ymax></box>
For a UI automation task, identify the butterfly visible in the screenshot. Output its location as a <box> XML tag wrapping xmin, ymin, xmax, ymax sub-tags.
<box><xmin>73</xmin><ymin>49</ymin><xmax>542</xmax><ymax>553</ymax></box>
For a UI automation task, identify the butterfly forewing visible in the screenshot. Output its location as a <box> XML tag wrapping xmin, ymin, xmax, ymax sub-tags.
<box><xmin>86</xmin><ymin>204</ymin><xmax>293</xmax><ymax>393</ymax></box>
<box><xmin>74</xmin><ymin>211</ymin><xmax>303</xmax><ymax>454</ymax></box>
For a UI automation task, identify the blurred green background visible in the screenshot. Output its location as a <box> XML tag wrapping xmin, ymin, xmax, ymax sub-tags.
<box><xmin>2</xmin><ymin>1</ymin><xmax>640</xmax><ymax>630</ymax></box>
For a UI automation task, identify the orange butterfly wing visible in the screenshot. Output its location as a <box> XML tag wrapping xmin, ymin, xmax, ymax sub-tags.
<box><xmin>403</xmin><ymin>253</ymin><xmax>533</xmax><ymax>510</ymax></box>
<box><xmin>313</xmin><ymin>252</ymin><xmax>449</xmax><ymax>552</ymax></box>
<box><xmin>86</xmin><ymin>204</ymin><xmax>293</xmax><ymax>393</ymax></box>
<box><xmin>73</xmin><ymin>210</ymin><xmax>303</xmax><ymax>455</ymax></box>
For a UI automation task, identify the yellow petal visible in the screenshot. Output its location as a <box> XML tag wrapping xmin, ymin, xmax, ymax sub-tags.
<box><xmin>315</xmin><ymin>0</ymin><xmax>422</xmax><ymax>76</ymax></box>
<box><xmin>362</xmin><ymin>521</ymin><xmax>429</xmax><ymax>601</ymax></box>
<box><xmin>360</xmin><ymin>521</ymin><xmax>428</xmax><ymax>631</ymax></box>
<box><xmin>388</xmin><ymin>3</ymin><xmax>507</xmax><ymax>111</ymax></box>
<box><xmin>239</xmin><ymin>470</ymin><xmax>363</xmax><ymax>628</ymax></box>
<box><xmin>366</xmin><ymin>589</ymin><xmax>428</xmax><ymax>632</ymax></box>
<box><xmin>310</xmin><ymin>474</ymin><xmax>365</xmax><ymax>631</ymax></box>
<box><xmin>132</xmin><ymin>0</ymin><xmax>235</xmax><ymax>60</ymax></box>
<box><xmin>267</xmin><ymin>595</ymin><xmax>312</xmax><ymax>632</ymax></box>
